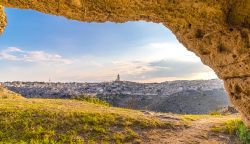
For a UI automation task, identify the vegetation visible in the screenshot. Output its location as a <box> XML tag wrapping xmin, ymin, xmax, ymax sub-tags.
<box><xmin>0</xmin><ymin>88</ymin><xmax>246</xmax><ymax>143</ymax></box>
<box><xmin>0</xmin><ymin>96</ymin><xmax>175</xmax><ymax>143</ymax></box>
<box><xmin>209</xmin><ymin>111</ymin><xmax>221</xmax><ymax>116</ymax></box>
<box><xmin>72</xmin><ymin>95</ymin><xmax>110</xmax><ymax>106</ymax></box>
<box><xmin>182</xmin><ymin>114</ymin><xmax>222</xmax><ymax>121</ymax></box>
<box><xmin>179</xmin><ymin>114</ymin><xmax>223</xmax><ymax>125</ymax></box>
<box><xmin>0</xmin><ymin>86</ymin><xmax>24</xmax><ymax>99</ymax></box>
<box><xmin>211</xmin><ymin>119</ymin><xmax>250</xmax><ymax>143</ymax></box>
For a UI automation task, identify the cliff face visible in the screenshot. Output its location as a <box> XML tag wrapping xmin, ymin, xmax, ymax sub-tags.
<box><xmin>0</xmin><ymin>0</ymin><xmax>249</xmax><ymax>126</ymax></box>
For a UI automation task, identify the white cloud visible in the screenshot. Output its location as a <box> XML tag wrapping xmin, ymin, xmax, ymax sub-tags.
<box><xmin>115</xmin><ymin>41</ymin><xmax>202</xmax><ymax>65</ymax></box>
<box><xmin>141</xmin><ymin>42</ymin><xmax>200</xmax><ymax>62</ymax></box>
<box><xmin>0</xmin><ymin>47</ymin><xmax>73</xmax><ymax>64</ymax></box>
<box><xmin>0</xmin><ymin>42</ymin><xmax>218</xmax><ymax>82</ymax></box>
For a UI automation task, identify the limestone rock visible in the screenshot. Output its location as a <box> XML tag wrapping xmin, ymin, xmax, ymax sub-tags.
<box><xmin>0</xmin><ymin>6</ymin><xmax>6</xmax><ymax>34</ymax></box>
<box><xmin>0</xmin><ymin>0</ymin><xmax>249</xmax><ymax>126</ymax></box>
<box><xmin>219</xmin><ymin>106</ymin><xmax>238</xmax><ymax>115</ymax></box>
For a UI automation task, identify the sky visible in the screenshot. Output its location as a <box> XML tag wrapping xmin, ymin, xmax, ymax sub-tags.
<box><xmin>0</xmin><ymin>8</ymin><xmax>217</xmax><ymax>83</ymax></box>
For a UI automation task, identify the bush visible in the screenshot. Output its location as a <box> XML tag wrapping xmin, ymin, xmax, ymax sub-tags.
<box><xmin>211</xmin><ymin>120</ymin><xmax>250</xmax><ymax>143</ymax></box>
<box><xmin>237</xmin><ymin>122</ymin><xmax>250</xmax><ymax>143</ymax></box>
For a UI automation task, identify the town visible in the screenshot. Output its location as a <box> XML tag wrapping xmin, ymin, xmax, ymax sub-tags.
<box><xmin>1</xmin><ymin>77</ymin><xmax>229</xmax><ymax>114</ymax></box>
<box><xmin>2</xmin><ymin>76</ymin><xmax>224</xmax><ymax>99</ymax></box>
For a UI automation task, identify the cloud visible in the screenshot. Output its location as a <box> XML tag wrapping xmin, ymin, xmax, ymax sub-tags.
<box><xmin>114</xmin><ymin>59</ymin><xmax>217</xmax><ymax>82</ymax></box>
<box><xmin>55</xmin><ymin>57</ymin><xmax>217</xmax><ymax>83</ymax></box>
<box><xmin>0</xmin><ymin>47</ymin><xmax>73</xmax><ymax>64</ymax></box>
<box><xmin>147</xmin><ymin>42</ymin><xmax>201</xmax><ymax>62</ymax></box>
<box><xmin>0</xmin><ymin>42</ymin><xmax>217</xmax><ymax>82</ymax></box>
<box><xmin>146</xmin><ymin>59</ymin><xmax>212</xmax><ymax>77</ymax></box>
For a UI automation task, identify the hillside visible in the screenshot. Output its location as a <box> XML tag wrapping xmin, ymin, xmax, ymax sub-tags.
<box><xmin>2</xmin><ymin>79</ymin><xmax>230</xmax><ymax>114</ymax></box>
<box><xmin>0</xmin><ymin>86</ymin><xmax>24</xmax><ymax>99</ymax></box>
<box><xmin>100</xmin><ymin>89</ymin><xmax>229</xmax><ymax>114</ymax></box>
<box><xmin>151</xmin><ymin>89</ymin><xmax>229</xmax><ymax>114</ymax></box>
<box><xmin>0</xmin><ymin>95</ymin><xmax>245</xmax><ymax>143</ymax></box>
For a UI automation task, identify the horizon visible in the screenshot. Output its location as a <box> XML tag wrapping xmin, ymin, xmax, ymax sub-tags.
<box><xmin>1</xmin><ymin>78</ymin><xmax>221</xmax><ymax>84</ymax></box>
<box><xmin>0</xmin><ymin>8</ymin><xmax>218</xmax><ymax>82</ymax></box>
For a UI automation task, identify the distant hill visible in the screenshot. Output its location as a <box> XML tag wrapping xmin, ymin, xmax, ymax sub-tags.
<box><xmin>151</xmin><ymin>89</ymin><xmax>229</xmax><ymax>114</ymax></box>
<box><xmin>99</xmin><ymin>89</ymin><xmax>229</xmax><ymax>114</ymax></box>
<box><xmin>2</xmin><ymin>79</ymin><xmax>230</xmax><ymax>114</ymax></box>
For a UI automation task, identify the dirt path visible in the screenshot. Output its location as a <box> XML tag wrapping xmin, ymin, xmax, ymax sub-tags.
<box><xmin>143</xmin><ymin>114</ymin><xmax>240</xmax><ymax>144</ymax></box>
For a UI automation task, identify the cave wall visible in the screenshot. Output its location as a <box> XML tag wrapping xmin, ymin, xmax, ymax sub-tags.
<box><xmin>0</xmin><ymin>6</ymin><xmax>6</xmax><ymax>34</ymax></box>
<box><xmin>0</xmin><ymin>0</ymin><xmax>249</xmax><ymax>126</ymax></box>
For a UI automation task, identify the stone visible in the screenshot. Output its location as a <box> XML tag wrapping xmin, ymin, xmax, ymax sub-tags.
<box><xmin>219</xmin><ymin>106</ymin><xmax>238</xmax><ymax>115</ymax></box>
<box><xmin>0</xmin><ymin>0</ymin><xmax>249</xmax><ymax>126</ymax></box>
<box><xmin>0</xmin><ymin>6</ymin><xmax>7</xmax><ymax>34</ymax></box>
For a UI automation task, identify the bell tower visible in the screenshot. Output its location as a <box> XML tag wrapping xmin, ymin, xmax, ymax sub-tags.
<box><xmin>115</xmin><ymin>74</ymin><xmax>120</xmax><ymax>82</ymax></box>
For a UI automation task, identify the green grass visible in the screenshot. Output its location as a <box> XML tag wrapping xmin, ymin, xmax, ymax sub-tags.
<box><xmin>209</xmin><ymin>111</ymin><xmax>222</xmax><ymax>116</ymax></box>
<box><xmin>181</xmin><ymin>114</ymin><xmax>223</xmax><ymax>124</ymax></box>
<box><xmin>0</xmin><ymin>88</ymin><xmax>245</xmax><ymax>143</ymax></box>
<box><xmin>72</xmin><ymin>95</ymin><xmax>110</xmax><ymax>106</ymax></box>
<box><xmin>0</xmin><ymin>98</ymin><xmax>174</xmax><ymax>143</ymax></box>
<box><xmin>211</xmin><ymin>119</ymin><xmax>250</xmax><ymax>144</ymax></box>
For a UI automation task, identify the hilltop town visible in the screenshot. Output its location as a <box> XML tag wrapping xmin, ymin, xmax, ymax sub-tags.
<box><xmin>2</xmin><ymin>77</ymin><xmax>224</xmax><ymax>98</ymax></box>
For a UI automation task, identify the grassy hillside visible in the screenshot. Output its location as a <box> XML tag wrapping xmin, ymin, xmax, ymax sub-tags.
<box><xmin>0</xmin><ymin>90</ymin><xmax>248</xmax><ymax>143</ymax></box>
<box><xmin>0</xmin><ymin>86</ymin><xmax>24</xmax><ymax>99</ymax></box>
<box><xmin>0</xmin><ymin>97</ymin><xmax>180</xmax><ymax>143</ymax></box>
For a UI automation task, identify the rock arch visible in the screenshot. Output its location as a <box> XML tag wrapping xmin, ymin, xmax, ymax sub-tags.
<box><xmin>0</xmin><ymin>0</ymin><xmax>249</xmax><ymax>126</ymax></box>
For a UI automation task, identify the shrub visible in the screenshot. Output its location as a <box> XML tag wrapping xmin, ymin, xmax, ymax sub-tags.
<box><xmin>211</xmin><ymin>119</ymin><xmax>250</xmax><ymax>143</ymax></box>
<box><xmin>237</xmin><ymin>122</ymin><xmax>250</xmax><ymax>143</ymax></box>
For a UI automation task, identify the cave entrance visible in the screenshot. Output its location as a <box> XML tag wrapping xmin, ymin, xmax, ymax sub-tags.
<box><xmin>0</xmin><ymin>8</ymin><xmax>233</xmax><ymax>115</ymax></box>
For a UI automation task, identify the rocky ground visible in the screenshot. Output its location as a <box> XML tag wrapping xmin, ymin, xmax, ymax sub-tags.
<box><xmin>143</xmin><ymin>113</ymin><xmax>240</xmax><ymax>144</ymax></box>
